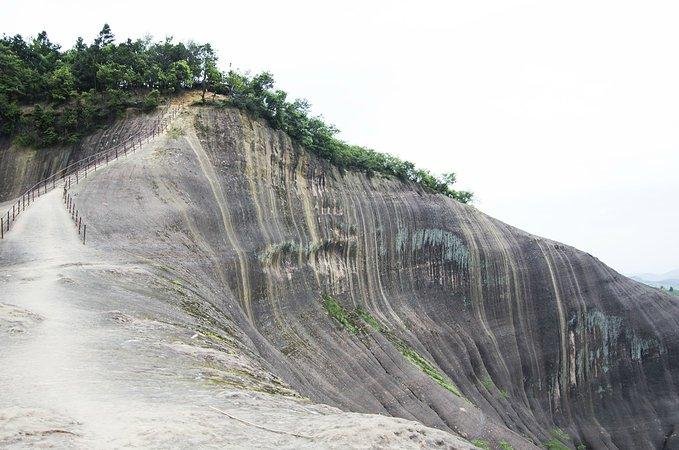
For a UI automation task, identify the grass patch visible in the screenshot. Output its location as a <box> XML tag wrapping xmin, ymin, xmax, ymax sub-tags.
<box><xmin>499</xmin><ymin>441</ymin><xmax>514</xmax><ymax>450</ymax></box>
<box><xmin>322</xmin><ymin>294</ymin><xmax>359</xmax><ymax>334</ymax></box>
<box><xmin>355</xmin><ymin>306</ymin><xmax>383</xmax><ymax>331</ymax></box>
<box><xmin>471</xmin><ymin>439</ymin><xmax>491</xmax><ymax>450</ymax></box>
<box><xmin>551</xmin><ymin>428</ymin><xmax>571</xmax><ymax>443</ymax></box>
<box><xmin>544</xmin><ymin>439</ymin><xmax>570</xmax><ymax>450</ymax></box>
<box><xmin>168</xmin><ymin>125</ymin><xmax>185</xmax><ymax>138</ymax></box>
<box><xmin>320</xmin><ymin>295</ymin><xmax>463</xmax><ymax>398</ymax></box>
<box><xmin>393</xmin><ymin>339</ymin><xmax>462</xmax><ymax>397</ymax></box>
<box><xmin>544</xmin><ymin>428</ymin><xmax>572</xmax><ymax>450</ymax></box>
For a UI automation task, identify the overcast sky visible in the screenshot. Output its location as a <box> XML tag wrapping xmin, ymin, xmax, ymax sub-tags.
<box><xmin>2</xmin><ymin>0</ymin><xmax>677</xmax><ymax>275</ymax></box>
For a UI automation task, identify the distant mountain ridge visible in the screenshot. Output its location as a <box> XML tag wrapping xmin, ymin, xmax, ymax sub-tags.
<box><xmin>631</xmin><ymin>269</ymin><xmax>679</xmax><ymax>289</ymax></box>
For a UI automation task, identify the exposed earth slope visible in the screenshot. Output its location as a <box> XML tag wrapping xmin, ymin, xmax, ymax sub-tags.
<box><xmin>1</xmin><ymin>102</ymin><xmax>678</xmax><ymax>449</ymax></box>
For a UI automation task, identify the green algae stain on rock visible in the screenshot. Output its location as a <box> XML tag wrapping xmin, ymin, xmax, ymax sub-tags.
<box><xmin>626</xmin><ymin>328</ymin><xmax>666</xmax><ymax>362</ymax></box>
<box><xmin>395</xmin><ymin>228</ymin><xmax>470</xmax><ymax>269</ymax></box>
<box><xmin>574</xmin><ymin>309</ymin><xmax>667</xmax><ymax>379</ymax></box>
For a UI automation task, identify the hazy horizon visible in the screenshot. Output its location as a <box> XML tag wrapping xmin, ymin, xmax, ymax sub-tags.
<box><xmin>2</xmin><ymin>0</ymin><xmax>677</xmax><ymax>275</ymax></box>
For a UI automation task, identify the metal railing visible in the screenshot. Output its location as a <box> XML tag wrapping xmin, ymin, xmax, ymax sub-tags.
<box><xmin>1</xmin><ymin>105</ymin><xmax>181</xmax><ymax>240</ymax></box>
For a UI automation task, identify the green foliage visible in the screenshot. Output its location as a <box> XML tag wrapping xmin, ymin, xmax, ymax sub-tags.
<box><xmin>96</xmin><ymin>61</ymin><xmax>134</xmax><ymax>90</ymax></box>
<box><xmin>0</xmin><ymin>94</ymin><xmax>21</xmax><ymax>135</ymax></box>
<box><xmin>0</xmin><ymin>25</ymin><xmax>217</xmax><ymax>146</ymax></box>
<box><xmin>544</xmin><ymin>439</ymin><xmax>570</xmax><ymax>450</ymax></box>
<box><xmin>322</xmin><ymin>295</ymin><xmax>359</xmax><ymax>334</ymax></box>
<box><xmin>48</xmin><ymin>64</ymin><xmax>75</xmax><ymax>103</ymax></box>
<box><xmin>544</xmin><ymin>428</ymin><xmax>572</xmax><ymax>450</ymax></box>
<box><xmin>355</xmin><ymin>306</ymin><xmax>383</xmax><ymax>332</ymax></box>
<box><xmin>551</xmin><ymin>428</ymin><xmax>571</xmax><ymax>443</ymax></box>
<box><xmin>168</xmin><ymin>60</ymin><xmax>193</xmax><ymax>91</ymax></box>
<box><xmin>499</xmin><ymin>441</ymin><xmax>514</xmax><ymax>450</ymax></box>
<box><xmin>471</xmin><ymin>439</ymin><xmax>491</xmax><ymax>450</ymax></box>
<box><xmin>144</xmin><ymin>89</ymin><xmax>161</xmax><ymax>111</ymax></box>
<box><xmin>394</xmin><ymin>340</ymin><xmax>463</xmax><ymax>396</ymax></box>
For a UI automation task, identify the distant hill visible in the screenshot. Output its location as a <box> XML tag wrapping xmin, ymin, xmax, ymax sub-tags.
<box><xmin>631</xmin><ymin>269</ymin><xmax>679</xmax><ymax>289</ymax></box>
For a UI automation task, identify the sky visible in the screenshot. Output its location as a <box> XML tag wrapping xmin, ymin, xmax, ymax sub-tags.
<box><xmin>2</xmin><ymin>0</ymin><xmax>677</xmax><ymax>275</ymax></box>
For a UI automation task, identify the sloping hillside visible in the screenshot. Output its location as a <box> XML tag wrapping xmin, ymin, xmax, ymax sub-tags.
<box><xmin>0</xmin><ymin>107</ymin><xmax>475</xmax><ymax>449</ymax></box>
<box><xmin>1</xmin><ymin>104</ymin><xmax>678</xmax><ymax>449</ymax></box>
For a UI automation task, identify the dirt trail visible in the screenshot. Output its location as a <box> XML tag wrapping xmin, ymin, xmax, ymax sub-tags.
<box><xmin>0</xmin><ymin>115</ymin><xmax>474</xmax><ymax>449</ymax></box>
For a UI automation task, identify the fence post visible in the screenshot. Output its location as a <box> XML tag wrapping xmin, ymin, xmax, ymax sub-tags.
<box><xmin>12</xmin><ymin>204</ymin><xmax>15</xmax><ymax>220</ymax></box>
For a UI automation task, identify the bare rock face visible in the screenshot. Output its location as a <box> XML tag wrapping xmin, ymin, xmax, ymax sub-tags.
<box><xmin>8</xmin><ymin>106</ymin><xmax>678</xmax><ymax>448</ymax></box>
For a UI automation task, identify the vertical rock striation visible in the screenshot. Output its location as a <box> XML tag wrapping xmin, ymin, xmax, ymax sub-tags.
<box><xmin>72</xmin><ymin>106</ymin><xmax>679</xmax><ymax>449</ymax></box>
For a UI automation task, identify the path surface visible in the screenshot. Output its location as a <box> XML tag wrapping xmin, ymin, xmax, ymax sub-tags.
<box><xmin>0</xmin><ymin>119</ymin><xmax>474</xmax><ymax>449</ymax></box>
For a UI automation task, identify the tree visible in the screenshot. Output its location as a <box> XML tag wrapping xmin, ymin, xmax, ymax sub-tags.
<box><xmin>0</xmin><ymin>42</ymin><xmax>32</xmax><ymax>100</ymax></box>
<box><xmin>67</xmin><ymin>37</ymin><xmax>96</xmax><ymax>91</ymax></box>
<box><xmin>193</xmin><ymin>43</ymin><xmax>221</xmax><ymax>101</ymax></box>
<box><xmin>441</xmin><ymin>172</ymin><xmax>457</xmax><ymax>186</ymax></box>
<box><xmin>48</xmin><ymin>64</ymin><xmax>75</xmax><ymax>102</ymax></box>
<box><xmin>94</xmin><ymin>24</ymin><xmax>115</xmax><ymax>48</ymax></box>
<box><xmin>0</xmin><ymin>94</ymin><xmax>21</xmax><ymax>135</ymax></box>
<box><xmin>96</xmin><ymin>61</ymin><xmax>133</xmax><ymax>90</ymax></box>
<box><xmin>167</xmin><ymin>60</ymin><xmax>193</xmax><ymax>91</ymax></box>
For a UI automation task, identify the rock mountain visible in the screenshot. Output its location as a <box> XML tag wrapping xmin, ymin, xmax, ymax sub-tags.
<box><xmin>1</xmin><ymin>101</ymin><xmax>677</xmax><ymax>449</ymax></box>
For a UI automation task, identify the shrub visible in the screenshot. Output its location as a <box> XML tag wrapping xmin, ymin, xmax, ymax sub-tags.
<box><xmin>144</xmin><ymin>89</ymin><xmax>161</xmax><ymax>111</ymax></box>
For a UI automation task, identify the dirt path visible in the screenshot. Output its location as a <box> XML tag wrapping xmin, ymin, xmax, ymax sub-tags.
<box><xmin>0</xmin><ymin>116</ymin><xmax>474</xmax><ymax>449</ymax></box>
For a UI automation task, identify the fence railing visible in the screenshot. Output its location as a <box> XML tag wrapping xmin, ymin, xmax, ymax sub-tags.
<box><xmin>64</xmin><ymin>189</ymin><xmax>86</xmax><ymax>244</ymax></box>
<box><xmin>1</xmin><ymin>105</ymin><xmax>181</xmax><ymax>240</ymax></box>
